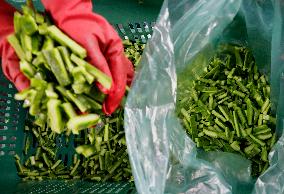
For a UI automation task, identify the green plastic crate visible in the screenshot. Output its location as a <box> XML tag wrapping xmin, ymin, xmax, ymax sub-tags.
<box><xmin>0</xmin><ymin>0</ymin><xmax>163</xmax><ymax>193</ymax></box>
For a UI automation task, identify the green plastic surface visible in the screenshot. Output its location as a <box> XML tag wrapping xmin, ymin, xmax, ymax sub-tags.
<box><xmin>93</xmin><ymin>0</ymin><xmax>163</xmax><ymax>24</ymax></box>
<box><xmin>0</xmin><ymin>0</ymin><xmax>162</xmax><ymax>193</ymax></box>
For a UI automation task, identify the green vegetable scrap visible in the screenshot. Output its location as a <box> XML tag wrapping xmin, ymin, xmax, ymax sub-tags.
<box><xmin>177</xmin><ymin>45</ymin><xmax>276</xmax><ymax>177</ymax></box>
<box><xmin>18</xmin><ymin>111</ymin><xmax>132</xmax><ymax>182</ymax></box>
<box><xmin>123</xmin><ymin>39</ymin><xmax>145</xmax><ymax>67</ymax></box>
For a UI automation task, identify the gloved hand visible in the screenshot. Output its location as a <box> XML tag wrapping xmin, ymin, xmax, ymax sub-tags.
<box><xmin>0</xmin><ymin>1</ymin><xmax>30</xmax><ymax>91</ymax></box>
<box><xmin>42</xmin><ymin>0</ymin><xmax>134</xmax><ymax>115</ymax></box>
<box><xmin>0</xmin><ymin>0</ymin><xmax>134</xmax><ymax>115</ymax></box>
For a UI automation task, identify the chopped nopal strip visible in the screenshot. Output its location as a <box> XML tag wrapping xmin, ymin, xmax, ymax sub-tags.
<box><xmin>70</xmin><ymin>54</ymin><xmax>112</xmax><ymax>90</ymax></box>
<box><xmin>47</xmin><ymin>99</ymin><xmax>64</xmax><ymax>134</ymax></box>
<box><xmin>47</xmin><ymin>25</ymin><xmax>87</xmax><ymax>58</ymax></box>
<box><xmin>42</xmin><ymin>49</ymin><xmax>71</xmax><ymax>86</ymax></box>
<box><xmin>67</xmin><ymin>114</ymin><xmax>100</xmax><ymax>134</ymax></box>
<box><xmin>7</xmin><ymin>34</ymin><xmax>26</xmax><ymax>61</ymax></box>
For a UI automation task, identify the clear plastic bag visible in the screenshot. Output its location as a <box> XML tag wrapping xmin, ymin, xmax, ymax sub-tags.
<box><xmin>125</xmin><ymin>0</ymin><xmax>284</xmax><ymax>193</ymax></box>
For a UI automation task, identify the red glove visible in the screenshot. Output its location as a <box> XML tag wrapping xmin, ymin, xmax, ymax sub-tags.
<box><xmin>0</xmin><ymin>0</ymin><xmax>134</xmax><ymax>115</ymax></box>
<box><xmin>41</xmin><ymin>0</ymin><xmax>134</xmax><ymax>115</ymax></box>
<box><xmin>0</xmin><ymin>1</ymin><xmax>30</xmax><ymax>91</ymax></box>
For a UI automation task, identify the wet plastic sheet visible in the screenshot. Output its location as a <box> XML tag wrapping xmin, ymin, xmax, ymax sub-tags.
<box><xmin>125</xmin><ymin>0</ymin><xmax>284</xmax><ymax>193</ymax></box>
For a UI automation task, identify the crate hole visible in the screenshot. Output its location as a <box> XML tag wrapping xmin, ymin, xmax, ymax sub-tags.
<box><xmin>12</xmin><ymin>120</ymin><xmax>18</xmax><ymax>125</ymax></box>
<box><xmin>128</xmin><ymin>23</ymin><xmax>135</xmax><ymax>33</ymax></box>
<box><xmin>0</xmin><ymin>151</ymin><xmax>4</xmax><ymax>156</ymax></box>
<box><xmin>32</xmin><ymin>135</ymin><xmax>37</xmax><ymax>148</ymax></box>
<box><xmin>5</xmin><ymin>113</ymin><xmax>11</xmax><ymax>117</ymax></box>
<box><xmin>135</xmin><ymin>23</ymin><xmax>142</xmax><ymax>33</ymax></box>
<box><xmin>10</xmin><ymin>127</ymin><xmax>17</xmax><ymax>131</ymax></box>
<box><xmin>8</xmin><ymin>150</ymin><xmax>15</xmax><ymax>155</ymax></box>
<box><xmin>79</xmin><ymin>130</ymin><xmax>84</xmax><ymax>137</ymax></box>
<box><xmin>57</xmin><ymin>137</ymin><xmax>63</xmax><ymax>147</ymax></box>
<box><xmin>7</xmin><ymin>93</ymin><xmax>13</xmax><ymax>98</ymax></box>
<box><xmin>0</xmin><ymin>91</ymin><xmax>7</xmax><ymax>97</ymax></box>
<box><xmin>0</xmin><ymin>81</ymin><xmax>8</xmax><ymax>87</ymax></box>
<box><xmin>0</xmin><ymin>126</ymin><xmax>8</xmax><ymax>131</ymax></box>
<box><xmin>10</xmin><ymin>136</ymin><xmax>16</xmax><ymax>141</ymax></box>
<box><xmin>0</xmin><ymin>144</ymin><xmax>5</xmax><ymax>148</ymax></box>
<box><xmin>1</xmin><ymin>106</ymin><xmax>7</xmax><ymax>111</ymax></box>
<box><xmin>143</xmin><ymin>22</ymin><xmax>150</xmax><ymax>32</ymax></box>
<box><xmin>141</xmin><ymin>35</ymin><xmax>146</xmax><ymax>43</ymax></box>
<box><xmin>11</xmin><ymin>113</ymin><xmax>18</xmax><ymax>117</ymax></box>
<box><xmin>9</xmin><ymin>143</ymin><xmax>16</xmax><ymax>148</ymax></box>
<box><xmin>0</xmin><ymin>136</ymin><xmax>6</xmax><ymax>141</ymax></box>
<box><xmin>12</xmin><ymin>114</ymin><xmax>20</xmax><ymax>121</ymax></box>
<box><xmin>134</xmin><ymin>35</ymin><xmax>139</xmax><ymax>40</ymax></box>
<box><xmin>64</xmin><ymin>155</ymin><xmax>68</xmax><ymax>165</ymax></box>
<box><xmin>0</xmin><ymin>117</ymin><xmax>5</xmax><ymax>123</ymax></box>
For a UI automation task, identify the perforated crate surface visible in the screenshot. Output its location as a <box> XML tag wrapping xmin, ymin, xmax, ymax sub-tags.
<box><xmin>0</xmin><ymin>0</ymin><xmax>163</xmax><ymax>193</ymax></box>
<box><xmin>14</xmin><ymin>180</ymin><xmax>134</xmax><ymax>194</ymax></box>
<box><xmin>115</xmin><ymin>21</ymin><xmax>155</xmax><ymax>43</ymax></box>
